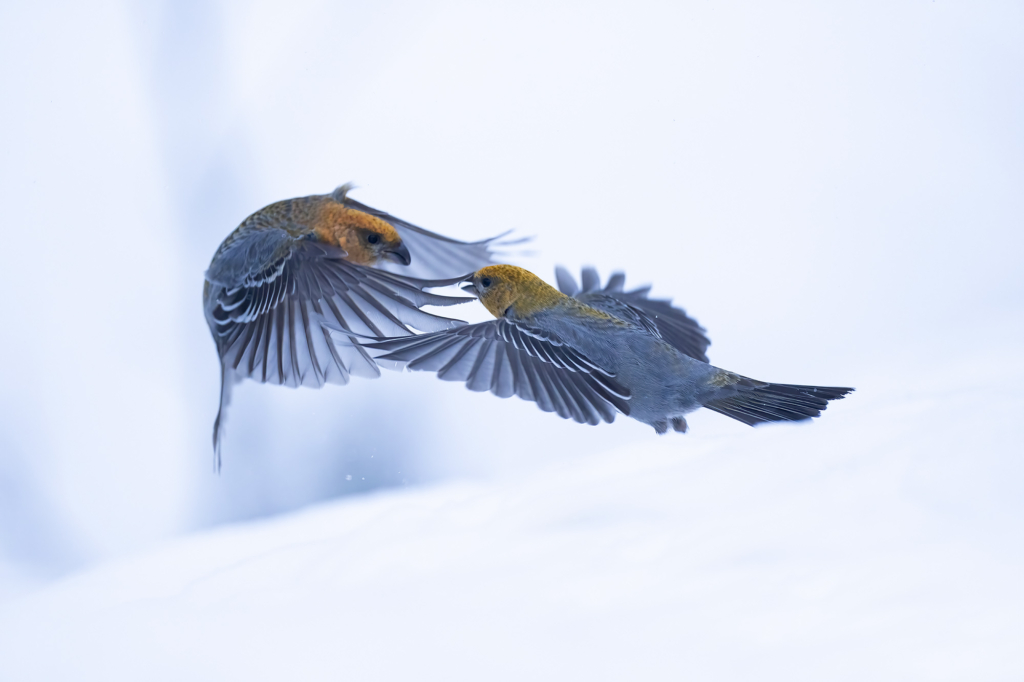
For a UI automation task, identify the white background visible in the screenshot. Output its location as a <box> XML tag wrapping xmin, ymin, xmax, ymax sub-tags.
<box><xmin>0</xmin><ymin>2</ymin><xmax>1021</xmax><ymax>678</ymax></box>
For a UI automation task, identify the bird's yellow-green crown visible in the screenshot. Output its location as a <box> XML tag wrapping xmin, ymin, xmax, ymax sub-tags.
<box><xmin>472</xmin><ymin>265</ymin><xmax>568</xmax><ymax>318</ymax></box>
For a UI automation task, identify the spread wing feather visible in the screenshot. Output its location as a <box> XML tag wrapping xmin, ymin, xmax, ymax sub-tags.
<box><xmin>204</xmin><ymin>228</ymin><xmax>471</xmax><ymax>465</ymax></box>
<box><xmin>363</xmin><ymin>319</ymin><xmax>630</xmax><ymax>424</ymax></box>
<box><xmin>556</xmin><ymin>266</ymin><xmax>711</xmax><ymax>363</ymax></box>
<box><xmin>207</xmin><ymin>236</ymin><xmax>469</xmax><ymax>388</ymax></box>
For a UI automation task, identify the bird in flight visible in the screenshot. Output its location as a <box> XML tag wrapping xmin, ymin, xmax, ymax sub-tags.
<box><xmin>203</xmin><ymin>184</ymin><xmax>520</xmax><ymax>468</ymax></box>
<box><xmin>359</xmin><ymin>265</ymin><xmax>853</xmax><ymax>433</ymax></box>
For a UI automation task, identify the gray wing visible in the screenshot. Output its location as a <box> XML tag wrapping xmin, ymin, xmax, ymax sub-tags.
<box><xmin>337</xmin><ymin>186</ymin><xmax>526</xmax><ymax>280</ymax></box>
<box><xmin>205</xmin><ymin>230</ymin><xmax>471</xmax><ymax>390</ymax></box>
<box><xmin>362</xmin><ymin>319</ymin><xmax>631</xmax><ymax>425</ymax></box>
<box><xmin>556</xmin><ymin>266</ymin><xmax>710</xmax><ymax>363</ymax></box>
<box><xmin>205</xmin><ymin>230</ymin><xmax>473</xmax><ymax>467</ymax></box>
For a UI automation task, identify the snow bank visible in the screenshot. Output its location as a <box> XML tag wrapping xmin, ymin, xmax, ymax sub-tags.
<box><xmin>1</xmin><ymin>356</ymin><xmax>1021</xmax><ymax>682</ymax></box>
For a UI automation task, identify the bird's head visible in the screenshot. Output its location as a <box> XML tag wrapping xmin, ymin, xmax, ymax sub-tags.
<box><xmin>315</xmin><ymin>203</ymin><xmax>410</xmax><ymax>266</ymax></box>
<box><xmin>463</xmin><ymin>265</ymin><xmax>566</xmax><ymax>319</ymax></box>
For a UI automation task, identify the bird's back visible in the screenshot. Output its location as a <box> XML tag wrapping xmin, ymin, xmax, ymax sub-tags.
<box><xmin>529</xmin><ymin>298</ymin><xmax>716</xmax><ymax>423</ymax></box>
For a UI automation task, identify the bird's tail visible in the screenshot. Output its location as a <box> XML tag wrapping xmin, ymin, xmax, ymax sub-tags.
<box><xmin>212</xmin><ymin>363</ymin><xmax>238</xmax><ymax>473</ymax></box>
<box><xmin>703</xmin><ymin>380</ymin><xmax>853</xmax><ymax>426</ymax></box>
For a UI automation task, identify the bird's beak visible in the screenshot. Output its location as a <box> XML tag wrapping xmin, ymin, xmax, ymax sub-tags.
<box><xmin>460</xmin><ymin>274</ymin><xmax>478</xmax><ymax>297</ymax></box>
<box><xmin>383</xmin><ymin>242</ymin><xmax>411</xmax><ymax>266</ymax></box>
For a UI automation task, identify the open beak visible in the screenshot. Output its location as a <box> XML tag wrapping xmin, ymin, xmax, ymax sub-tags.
<box><xmin>383</xmin><ymin>242</ymin><xmax>411</xmax><ymax>266</ymax></box>
<box><xmin>459</xmin><ymin>273</ymin><xmax>479</xmax><ymax>297</ymax></box>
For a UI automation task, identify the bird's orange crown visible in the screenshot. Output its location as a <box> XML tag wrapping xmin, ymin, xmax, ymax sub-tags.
<box><xmin>314</xmin><ymin>203</ymin><xmax>405</xmax><ymax>266</ymax></box>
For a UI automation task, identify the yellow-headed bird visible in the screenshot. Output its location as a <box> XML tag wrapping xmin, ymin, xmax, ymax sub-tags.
<box><xmin>361</xmin><ymin>265</ymin><xmax>852</xmax><ymax>433</ymax></box>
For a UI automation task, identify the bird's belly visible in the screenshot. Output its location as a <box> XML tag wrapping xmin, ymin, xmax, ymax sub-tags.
<box><xmin>555</xmin><ymin>324</ymin><xmax>713</xmax><ymax>427</ymax></box>
<box><xmin>611</xmin><ymin>344</ymin><xmax>711</xmax><ymax>426</ymax></box>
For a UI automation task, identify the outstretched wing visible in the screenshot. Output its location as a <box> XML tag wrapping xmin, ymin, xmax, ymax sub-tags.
<box><xmin>361</xmin><ymin>319</ymin><xmax>631</xmax><ymax>425</ymax></box>
<box><xmin>337</xmin><ymin>185</ymin><xmax>526</xmax><ymax>279</ymax></box>
<box><xmin>205</xmin><ymin>229</ymin><xmax>471</xmax><ymax>390</ymax></box>
<box><xmin>556</xmin><ymin>266</ymin><xmax>710</xmax><ymax>363</ymax></box>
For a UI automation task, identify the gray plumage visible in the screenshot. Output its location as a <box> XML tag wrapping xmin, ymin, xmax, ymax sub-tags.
<box><xmin>362</xmin><ymin>265</ymin><xmax>852</xmax><ymax>433</ymax></box>
<box><xmin>555</xmin><ymin>266</ymin><xmax>711</xmax><ymax>363</ymax></box>
<box><xmin>204</xmin><ymin>184</ymin><xmax>519</xmax><ymax>468</ymax></box>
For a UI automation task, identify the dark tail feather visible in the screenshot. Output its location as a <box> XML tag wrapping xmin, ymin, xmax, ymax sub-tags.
<box><xmin>704</xmin><ymin>382</ymin><xmax>853</xmax><ymax>426</ymax></box>
<box><xmin>212</xmin><ymin>363</ymin><xmax>236</xmax><ymax>474</ymax></box>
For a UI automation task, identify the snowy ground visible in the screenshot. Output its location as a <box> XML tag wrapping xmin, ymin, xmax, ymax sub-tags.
<box><xmin>2</xmin><ymin>353</ymin><xmax>1020</xmax><ymax>682</ymax></box>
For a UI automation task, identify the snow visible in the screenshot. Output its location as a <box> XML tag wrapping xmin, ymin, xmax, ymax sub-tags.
<box><xmin>2</xmin><ymin>354</ymin><xmax>1021</xmax><ymax>681</ymax></box>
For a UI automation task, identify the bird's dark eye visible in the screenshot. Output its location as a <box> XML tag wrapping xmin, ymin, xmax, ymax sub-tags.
<box><xmin>366</xmin><ymin>233</ymin><xmax>380</xmax><ymax>245</ymax></box>
<box><xmin>480</xmin><ymin>277</ymin><xmax>492</xmax><ymax>288</ymax></box>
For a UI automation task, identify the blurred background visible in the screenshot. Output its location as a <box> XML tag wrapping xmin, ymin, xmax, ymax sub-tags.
<box><xmin>0</xmin><ymin>1</ymin><xmax>1020</xmax><ymax>601</ymax></box>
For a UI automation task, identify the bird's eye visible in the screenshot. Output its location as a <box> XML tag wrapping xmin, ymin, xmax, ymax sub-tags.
<box><xmin>366</xmin><ymin>233</ymin><xmax>380</xmax><ymax>245</ymax></box>
<box><xmin>480</xmin><ymin>277</ymin><xmax>492</xmax><ymax>288</ymax></box>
